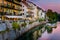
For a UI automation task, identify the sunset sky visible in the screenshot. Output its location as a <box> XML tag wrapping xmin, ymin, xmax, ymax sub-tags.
<box><xmin>29</xmin><ymin>0</ymin><xmax>60</xmax><ymax>13</ymax></box>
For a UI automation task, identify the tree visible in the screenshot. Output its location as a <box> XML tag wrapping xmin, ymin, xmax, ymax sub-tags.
<box><xmin>46</xmin><ymin>9</ymin><xmax>58</xmax><ymax>22</ymax></box>
<box><xmin>57</xmin><ymin>14</ymin><xmax>60</xmax><ymax>21</ymax></box>
<box><xmin>45</xmin><ymin>26</ymin><xmax>52</xmax><ymax>33</ymax></box>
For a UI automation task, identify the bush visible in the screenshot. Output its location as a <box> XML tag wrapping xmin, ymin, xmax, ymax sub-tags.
<box><xmin>21</xmin><ymin>22</ymin><xmax>27</xmax><ymax>27</ymax></box>
<box><xmin>38</xmin><ymin>18</ymin><xmax>45</xmax><ymax>22</ymax></box>
<box><xmin>45</xmin><ymin>26</ymin><xmax>52</xmax><ymax>33</ymax></box>
<box><xmin>29</xmin><ymin>21</ymin><xmax>33</xmax><ymax>24</ymax></box>
<box><xmin>12</xmin><ymin>22</ymin><xmax>19</xmax><ymax>30</ymax></box>
<box><xmin>49</xmin><ymin>21</ymin><xmax>57</xmax><ymax>24</ymax></box>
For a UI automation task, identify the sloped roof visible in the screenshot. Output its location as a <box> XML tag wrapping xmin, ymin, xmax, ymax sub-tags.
<box><xmin>22</xmin><ymin>0</ymin><xmax>29</xmax><ymax>7</ymax></box>
<box><xmin>22</xmin><ymin>0</ymin><xmax>45</xmax><ymax>12</ymax></box>
<box><xmin>37</xmin><ymin>6</ymin><xmax>42</xmax><ymax>10</ymax></box>
<box><xmin>27</xmin><ymin>1</ymin><xmax>36</xmax><ymax>6</ymax></box>
<box><xmin>27</xmin><ymin>1</ymin><xmax>43</xmax><ymax>10</ymax></box>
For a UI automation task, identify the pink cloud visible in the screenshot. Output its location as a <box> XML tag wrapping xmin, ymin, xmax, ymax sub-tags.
<box><xmin>40</xmin><ymin>3</ymin><xmax>60</xmax><ymax>13</ymax></box>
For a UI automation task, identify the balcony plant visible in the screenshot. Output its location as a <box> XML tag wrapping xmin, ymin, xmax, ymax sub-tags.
<box><xmin>38</xmin><ymin>18</ymin><xmax>45</xmax><ymax>22</ymax></box>
<box><xmin>21</xmin><ymin>22</ymin><xmax>27</xmax><ymax>28</ymax></box>
<box><xmin>29</xmin><ymin>21</ymin><xmax>33</xmax><ymax>24</ymax></box>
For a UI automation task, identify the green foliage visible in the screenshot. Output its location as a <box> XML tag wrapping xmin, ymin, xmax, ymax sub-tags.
<box><xmin>38</xmin><ymin>18</ymin><xmax>45</xmax><ymax>22</ymax></box>
<box><xmin>29</xmin><ymin>21</ymin><xmax>33</xmax><ymax>24</ymax></box>
<box><xmin>12</xmin><ymin>22</ymin><xmax>19</xmax><ymax>30</ymax></box>
<box><xmin>6</xmin><ymin>27</ymin><xmax>10</xmax><ymax>32</ymax></box>
<box><xmin>49</xmin><ymin>21</ymin><xmax>57</xmax><ymax>24</ymax></box>
<box><xmin>21</xmin><ymin>22</ymin><xmax>27</xmax><ymax>27</ymax></box>
<box><xmin>46</xmin><ymin>9</ymin><xmax>58</xmax><ymax>22</ymax></box>
<box><xmin>45</xmin><ymin>26</ymin><xmax>52</xmax><ymax>33</ymax></box>
<box><xmin>0</xmin><ymin>30</ymin><xmax>6</xmax><ymax>34</ymax></box>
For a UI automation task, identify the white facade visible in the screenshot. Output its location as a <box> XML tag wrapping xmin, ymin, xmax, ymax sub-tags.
<box><xmin>22</xmin><ymin>2</ymin><xmax>28</xmax><ymax>18</ymax></box>
<box><xmin>38</xmin><ymin>9</ymin><xmax>46</xmax><ymax>20</ymax></box>
<box><xmin>26</xmin><ymin>1</ymin><xmax>38</xmax><ymax>20</ymax></box>
<box><xmin>21</xmin><ymin>0</ymin><xmax>46</xmax><ymax>21</ymax></box>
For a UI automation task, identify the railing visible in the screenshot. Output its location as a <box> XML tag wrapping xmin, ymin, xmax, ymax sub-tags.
<box><xmin>1</xmin><ymin>4</ymin><xmax>22</xmax><ymax>11</ymax></box>
<box><xmin>5</xmin><ymin>0</ymin><xmax>22</xmax><ymax>6</ymax></box>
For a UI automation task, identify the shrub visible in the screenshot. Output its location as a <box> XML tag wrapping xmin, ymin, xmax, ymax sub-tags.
<box><xmin>29</xmin><ymin>21</ymin><xmax>33</xmax><ymax>24</ymax></box>
<box><xmin>12</xmin><ymin>22</ymin><xmax>19</xmax><ymax>30</ymax></box>
<box><xmin>21</xmin><ymin>22</ymin><xmax>27</xmax><ymax>27</ymax></box>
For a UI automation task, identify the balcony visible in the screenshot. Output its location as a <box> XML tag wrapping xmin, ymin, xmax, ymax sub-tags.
<box><xmin>0</xmin><ymin>12</ymin><xmax>25</xmax><ymax>16</ymax></box>
<box><xmin>5</xmin><ymin>15</ymin><xmax>24</xmax><ymax>19</ymax></box>
<box><xmin>14</xmin><ymin>0</ymin><xmax>21</xmax><ymax>4</ymax></box>
<box><xmin>20</xmin><ymin>11</ymin><xmax>24</xmax><ymax>13</ymax></box>
<box><xmin>27</xmin><ymin>5</ymin><xmax>34</xmax><ymax>10</ymax></box>
<box><xmin>26</xmin><ymin>15</ymin><xmax>33</xmax><ymax>17</ymax></box>
<box><xmin>27</xmin><ymin>11</ymin><xmax>34</xmax><ymax>14</ymax></box>
<box><xmin>1</xmin><ymin>4</ymin><xmax>22</xmax><ymax>11</ymax></box>
<box><xmin>5</xmin><ymin>0</ymin><xmax>22</xmax><ymax>6</ymax></box>
<box><xmin>28</xmin><ymin>9</ymin><xmax>34</xmax><ymax>12</ymax></box>
<box><xmin>0</xmin><ymin>12</ymin><xmax>4</xmax><ymax>15</ymax></box>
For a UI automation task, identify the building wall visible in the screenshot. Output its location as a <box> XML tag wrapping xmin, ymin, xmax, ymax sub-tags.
<box><xmin>0</xmin><ymin>0</ymin><xmax>46</xmax><ymax>21</ymax></box>
<box><xmin>38</xmin><ymin>10</ymin><xmax>46</xmax><ymax>19</ymax></box>
<box><xmin>26</xmin><ymin>2</ymin><xmax>38</xmax><ymax>20</ymax></box>
<box><xmin>22</xmin><ymin>2</ymin><xmax>28</xmax><ymax>18</ymax></box>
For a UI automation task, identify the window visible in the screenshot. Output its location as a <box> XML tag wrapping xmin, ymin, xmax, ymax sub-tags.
<box><xmin>19</xmin><ymin>13</ymin><xmax>22</xmax><ymax>16</ymax></box>
<box><xmin>41</xmin><ymin>13</ymin><xmax>42</xmax><ymax>15</ymax></box>
<box><xmin>19</xmin><ymin>13</ymin><xmax>24</xmax><ymax>16</ymax></box>
<box><xmin>23</xmin><ymin>9</ymin><xmax>24</xmax><ymax>11</ymax></box>
<box><xmin>14</xmin><ymin>12</ymin><xmax>16</xmax><ymax>15</ymax></box>
<box><xmin>22</xmin><ymin>13</ymin><xmax>24</xmax><ymax>15</ymax></box>
<box><xmin>26</xmin><ymin>15</ymin><xmax>31</xmax><ymax>17</ymax></box>
<box><xmin>23</xmin><ymin>6</ymin><xmax>24</xmax><ymax>7</ymax></box>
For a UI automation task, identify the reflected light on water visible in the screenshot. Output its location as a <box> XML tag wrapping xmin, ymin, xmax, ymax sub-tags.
<box><xmin>38</xmin><ymin>22</ymin><xmax>60</xmax><ymax>40</ymax></box>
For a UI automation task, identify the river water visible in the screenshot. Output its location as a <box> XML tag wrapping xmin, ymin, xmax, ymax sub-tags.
<box><xmin>38</xmin><ymin>22</ymin><xmax>60</xmax><ymax>40</ymax></box>
<box><xmin>0</xmin><ymin>22</ymin><xmax>60</xmax><ymax>40</ymax></box>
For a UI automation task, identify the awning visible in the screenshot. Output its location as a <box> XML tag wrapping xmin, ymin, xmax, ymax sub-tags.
<box><xmin>5</xmin><ymin>15</ymin><xmax>24</xmax><ymax>18</ymax></box>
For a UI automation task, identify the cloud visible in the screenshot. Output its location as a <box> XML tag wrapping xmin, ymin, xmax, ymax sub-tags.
<box><xmin>29</xmin><ymin>0</ymin><xmax>60</xmax><ymax>13</ymax></box>
<box><xmin>40</xmin><ymin>3</ymin><xmax>60</xmax><ymax>13</ymax></box>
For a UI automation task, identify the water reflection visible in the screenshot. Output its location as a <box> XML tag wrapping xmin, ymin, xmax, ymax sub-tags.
<box><xmin>19</xmin><ymin>23</ymin><xmax>57</xmax><ymax>40</ymax></box>
<box><xmin>38</xmin><ymin>22</ymin><xmax>60</xmax><ymax>40</ymax></box>
<box><xmin>0</xmin><ymin>21</ymin><xmax>58</xmax><ymax>40</ymax></box>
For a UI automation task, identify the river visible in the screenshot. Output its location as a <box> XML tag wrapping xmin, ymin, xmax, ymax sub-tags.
<box><xmin>38</xmin><ymin>22</ymin><xmax>60</xmax><ymax>40</ymax></box>
<box><xmin>0</xmin><ymin>22</ymin><xmax>60</xmax><ymax>40</ymax></box>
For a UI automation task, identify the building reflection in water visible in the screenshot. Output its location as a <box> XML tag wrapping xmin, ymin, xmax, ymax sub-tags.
<box><xmin>38</xmin><ymin>22</ymin><xmax>59</xmax><ymax>40</ymax></box>
<box><xmin>19</xmin><ymin>23</ymin><xmax>57</xmax><ymax>40</ymax></box>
